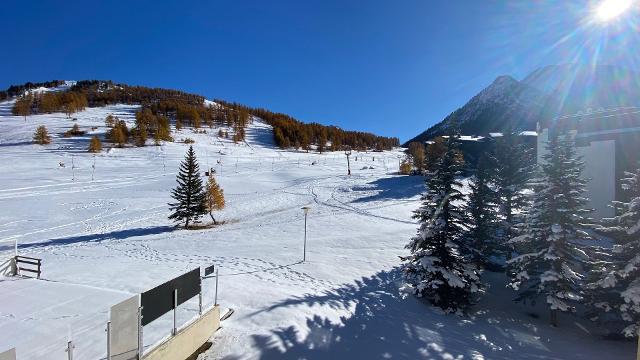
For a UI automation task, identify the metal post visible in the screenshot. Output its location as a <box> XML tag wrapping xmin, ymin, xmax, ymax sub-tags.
<box><xmin>345</xmin><ymin>148</ymin><xmax>352</xmax><ymax>176</ymax></box>
<box><xmin>14</xmin><ymin>238</ymin><xmax>17</xmax><ymax>257</ymax></box>
<box><xmin>637</xmin><ymin>330</ymin><xmax>640</xmax><ymax>360</ymax></box>
<box><xmin>106</xmin><ymin>321</ymin><xmax>112</xmax><ymax>360</ymax></box>
<box><xmin>66</xmin><ymin>341</ymin><xmax>74</xmax><ymax>360</ymax></box>
<box><xmin>198</xmin><ymin>291</ymin><xmax>203</xmax><ymax>315</ymax></box>
<box><xmin>172</xmin><ymin>289</ymin><xmax>178</xmax><ymax>336</ymax></box>
<box><xmin>162</xmin><ymin>145</ymin><xmax>166</xmax><ymax>174</ymax></box>
<box><xmin>303</xmin><ymin>213</ymin><xmax>307</xmax><ymax>262</ymax></box>
<box><xmin>137</xmin><ymin>306</ymin><xmax>143</xmax><ymax>360</ymax></box>
<box><xmin>214</xmin><ymin>268</ymin><xmax>219</xmax><ymax>306</ymax></box>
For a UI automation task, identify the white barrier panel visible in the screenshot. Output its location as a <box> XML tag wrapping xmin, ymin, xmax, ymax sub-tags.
<box><xmin>110</xmin><ymin>295</ymin><xmax>140</xmax><ymax>360</ymax></box>
<box><xmin>0</xmin><ymin>348</ymin><xmax>16</xmax><ymax>360</ymax></box>
<box><xmin>0</xmin><ymin>257</ymin><xmax>15</xmax><ymax>276</ymax></box>
<box><xmin>0</xmin><ymin>238</ymin><xmax>17</xmax><ymax>276</ymax></box>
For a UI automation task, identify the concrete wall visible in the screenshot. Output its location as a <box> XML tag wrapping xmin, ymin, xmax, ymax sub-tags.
<box><xmin>0</xmin><ymin>348</ymin><xmax>16</xmax><ymax>360</ymax></box>
<box><xmin>578</xmin><ymin>139</ymin><xmax>616</xmax><ymax>218</ymax></box>
<box><xmin>143</xmin><ymin>306</ymin><xmax>220</xmax><ymax>360</ymax></box>
<box><xmin>538</xmin><ymin>127</ymin><xmax>616</xmax><ymax>218</ymax></box>
<box><xmin>536</xmin><ymin>128</ymin><xmax>549</xmax><ymax>165</ymax></box>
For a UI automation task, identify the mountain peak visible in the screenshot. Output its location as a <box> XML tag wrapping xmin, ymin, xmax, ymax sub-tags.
<box><xmin>491</xmin><ymin>75</ymin><xmax>518</xmax><ymax>86</ymax></box>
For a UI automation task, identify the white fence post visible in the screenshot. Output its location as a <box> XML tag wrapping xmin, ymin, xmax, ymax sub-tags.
<box><xmin>214</xmin><ymin>267</ymin><xmax>219</xmax><ymax>306</ymax></box>
<box><xmin>172</xmin><ymin>289</ymin><xmax>178</xmax><ymax>336</ymax></box>
<box><xmin>138</xmin><ymin>306</ymin><xmax>143</xmax><ymax>360</ymax></box>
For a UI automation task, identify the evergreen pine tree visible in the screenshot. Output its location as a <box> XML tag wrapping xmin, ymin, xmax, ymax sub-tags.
<box><xmin>589</xmin><ymin>166</ymin><xmax>640</xmax><ymax>337</ymax></box>
<box><xmin>168</xmin><ymin>146</ymin><xmax>206</xmax><ymax>228</ymax></box>
<box><xmin>508</xmin><ymin>134</ymin><xmax>593</xmax><ymax>326</ymax></box>
<box><xmin>204</xmin><ymin>173</ymin><xmax>225</xmax><ymax>225</ymax></box>
<box><xmin>402</xmin><ymin>134</ymin><xmax>482</xmax><ymax>312</ymax></box>
<box><xmin>489</xmin><ymin>130</ymin><xmax>533</xmax><ymax>260</ymax></box>
<box><xmin>465</xmin><ymin>154</ymin><xmax>500</xmax><ymax>269</ymax></box>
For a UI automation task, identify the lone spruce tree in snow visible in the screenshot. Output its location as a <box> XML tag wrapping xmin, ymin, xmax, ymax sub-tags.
<box><xmin>488</xmin><ymin>129</ymin><xmax>533</xmax><ymax>260</ymax></box>
<box><xmin>205</xmin><ymin>173</ymin><xmax>225</xmax><ymax>225</ymax></box>
<box><xmin>465</xmin><ymin>154</ymin><xmax>500</xmax><ymax>269</ymax></box>
<box><xmin>402</xmin><ymin>133</ymin><xmax>482</xmax><ymax>313</ymax></box>
<box><xmin>169</xmin><ymin>146</ymin><xmax>206</xmax><ymax>228</ymax></box>
<box><xmin>508</xmin><ymin>135</ymin><xmax>593</xmax><ymax>327</ymax></box>
<box><xmin>588</xmin><ymin>166</ymin><xmax>640</xmax><ymax>337</ymax></box>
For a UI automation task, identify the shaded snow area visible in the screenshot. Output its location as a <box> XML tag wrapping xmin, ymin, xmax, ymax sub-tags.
<box><xmin>0</xmin><ymin>100</ymin><xmax>634</xmax><ymax>359</ymax></box>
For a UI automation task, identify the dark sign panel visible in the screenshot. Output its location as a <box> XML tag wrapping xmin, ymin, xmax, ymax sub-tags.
<box><xmin>204</xmin><ymin>264</ymin><xmax>215</xmax><ymax>276</ymax></box>
<box><xmin>141</xmin><ymin>268</ymin><xmax>201</xmax><ymax>326</ymax></box>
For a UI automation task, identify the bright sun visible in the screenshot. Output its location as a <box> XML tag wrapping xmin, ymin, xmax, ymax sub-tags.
<box><xmin>595</xmin><ymin>0</ymin><xmax>633</xmax><ymax>22</ymax></box>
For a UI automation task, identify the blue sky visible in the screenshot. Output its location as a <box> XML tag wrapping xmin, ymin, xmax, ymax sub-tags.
<box><xmin>2</xmin><ymin>0</ymin><xmax>638</xmax><ymax>141</ymax></box>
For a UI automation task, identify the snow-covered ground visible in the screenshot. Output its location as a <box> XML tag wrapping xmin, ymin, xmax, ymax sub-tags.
<box><xmin>0</xmin><ymin>101</ymin><xmax>635</xmax><ymax>359</ymax></box>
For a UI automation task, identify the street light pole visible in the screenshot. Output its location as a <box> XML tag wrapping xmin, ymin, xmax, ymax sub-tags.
<box><xmin>301</xmin><ymin>206</ymin><xmax>310</xmax><ymax>262</ymax></box>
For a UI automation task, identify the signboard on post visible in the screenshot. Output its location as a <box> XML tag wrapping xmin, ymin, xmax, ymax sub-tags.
<box><xmin>204</xmin><ymin>264</ymin><xmax>215</xmax><ymax>277</ymax></box>
<box><xmin>110</xmin><ymin>295</ymin><xmax>140</xmax><ymax>360</ymax></box>
<box><xmin>140</xmin><ymin>268</ymin><xmax>201</xmax><ymax>326</ymax></box>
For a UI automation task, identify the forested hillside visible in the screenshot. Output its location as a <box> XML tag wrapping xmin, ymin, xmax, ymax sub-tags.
<box><xmin>4</xmin><ymin>80</ymin><xmax>399</xmax><ymax>151</ymax></box>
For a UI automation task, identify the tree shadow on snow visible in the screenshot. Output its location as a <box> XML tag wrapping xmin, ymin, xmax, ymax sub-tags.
<box><xmin>352</xmin><ymin>176</ymin><xmax>424</xmax><ymax>203</ymax></box>
<box><xmin>47</xmin><ymin>135</ymin><xmax>96</xmax><ymax>154</ymax></box>
<box><xmin>5</xmin><ymin>226</ymin><xmax>175</xmax><ymax>251</ymax></box>
<box><xmin>0</xmin><ymin>141</ymin><xmax>34</xmax><ymax>148</ymax></box>
<box><xmin>231</xmin><ymin>268</ymin><xmax>633</xmax><ymax>360</ymax></box>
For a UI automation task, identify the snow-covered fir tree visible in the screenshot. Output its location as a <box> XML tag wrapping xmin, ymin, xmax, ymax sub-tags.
<box><xmin>589</xmin><ymin>166</ymin><xmax>640</xmax><ymax>337</ymax></box>
<box><xmin>489</xmin><ymin>130</ymin><xmax>533</xmax><ymax>259</ymax></box>
<box><xmin>508</xmin><ymin>134</ymin><xmax>593</xmax><ymax>326</ymax></box>
<box><xmin>465</xmin><ymin>154</ymin><xmax>500</xmax><ymax>269</ymax></box>
<box><xmin>169</xmin><ymin>146</ymin><xmax>206</xmax><ymax>228</ymax></box>
<box><xmin>402</xmin><ymin>133</ymin><xmax>482</xmax><ymax>313</ymax></box>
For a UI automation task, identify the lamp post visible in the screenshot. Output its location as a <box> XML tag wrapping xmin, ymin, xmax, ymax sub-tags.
<box><xmin>301</xmin><ymin>206</ymin><xmax>310</xmax><ymax>262</ymax></box>
<box><xmin>344</xmin><ymin>147</ymin><xmax>352</xmax><ymax>176</ymax></box>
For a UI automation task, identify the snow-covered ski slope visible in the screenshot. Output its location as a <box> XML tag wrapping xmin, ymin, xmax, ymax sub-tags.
<box><xmin>0</xmin><ymin>100</ymin><xmax>634</xmax><ymax>359</ymax></box>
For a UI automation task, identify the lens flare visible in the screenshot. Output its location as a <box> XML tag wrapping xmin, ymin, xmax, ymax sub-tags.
<box><xmin>594</xmin><ymin>0</ymin><xmax>632</xmax><ymax>22</ymax></box>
